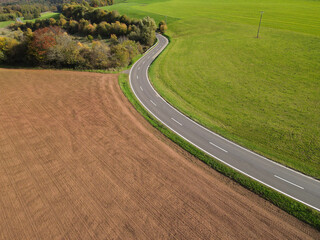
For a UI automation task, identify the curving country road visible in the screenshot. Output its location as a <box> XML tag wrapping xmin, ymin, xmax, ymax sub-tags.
<box><xmin>129</xmin><ymin>34</ymin><xmax>320</xmax><ymax>212</ymax></box>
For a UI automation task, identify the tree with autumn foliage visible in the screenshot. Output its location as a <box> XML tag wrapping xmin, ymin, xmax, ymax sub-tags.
<box><xmin>28</xmin><ymin>26</ymin><xmax>63</xmax><ymax>63</ymax></box>
<box><xmin>0</xmin><ymin>36</ymin><xmax>21</xmax><ymax>63</ymax></box>
<box><xmin>158</xmin><ymin>20</ymin><xmax>167</xmax><ymax>34</ymax></box>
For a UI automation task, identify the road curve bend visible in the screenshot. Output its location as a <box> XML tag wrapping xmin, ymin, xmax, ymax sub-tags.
<box><xmin>129</xmin><ymin>34</ymin><xmax>320</xmax><ymax>211</ymax></box>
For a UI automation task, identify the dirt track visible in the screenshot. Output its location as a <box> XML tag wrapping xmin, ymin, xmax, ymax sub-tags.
<box><xmin>0</xmin><ymin>69</ymin><xmax>318</xmax><ymax>239</ymax></box>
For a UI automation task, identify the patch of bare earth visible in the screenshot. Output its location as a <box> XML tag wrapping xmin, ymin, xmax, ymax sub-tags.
<box><xmin>0</xmin><ymin>69</ymin><xmax>318</xmax><ymax>239</ymax></box>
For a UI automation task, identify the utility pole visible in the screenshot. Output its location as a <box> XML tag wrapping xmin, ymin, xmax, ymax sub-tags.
<box><xmin>256</xmin><ymin>11</ymin><xmax>264</xmax><ymax>38</ymax></box>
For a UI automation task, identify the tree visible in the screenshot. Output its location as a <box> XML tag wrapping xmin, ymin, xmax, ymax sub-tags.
<box><xmin>59</xmin><ymin>18</ymin><xmax>67</xmax><ymax>26</ymax></box>
<box><xmin>87</xmin><ymin>34</ymin><xmax>93</xmax><ymax>41</ymax></box>
<box><xmin>110</xmin><ymin>43</ymin><xmax>129</xmax><ymax>67</ymax></box>
<box><xmin>139</xmin><ymin>17</ymin><xmax>157</xmax><ymax>46</ymax></box>
<box><xmin>67</xmin><ymin>20</ymin><xmax>79</xmax><ymax>34</ymax></box>
<box><xmin>110</xmin><ymin>33</ymin><xmax>118</xmax><ymax>44</ymax></box>
<box><xmin>128</xmin><ymin>25</ymin><xmax>141</xmax><ymax>42</ymax></box>
<box><xmin>79</xmin><ymin>18</ymin><xmax>90</xmax><ymax>34</ymax></box>
<box><xmin>119</xmin><ymin>23</ymin><xmax>127</xmax><ymax>35</ymax></box>
<box><xmin>84</xmin><ymin>24</ymin><xmax>95</xmax><ymax>35</ymax></box>
<box><xmin>90</xmin><ymin>0</ymin><xmax>99</xmax><ymax>7</ymax></box>
<box><xmin>120</xmin><ymin>14</ymin><xmax>130</xmax><ymax>25</ymax></box>
<box><xmin>121</xmin><ymin>39</ymin><xmax>142</xmax><ymax>59</ymax></box>
<box><xmin>47</xmin><ymin>33</ymin><xmax>84</xmax><ymax>67</ymax></box>
<box><xmin>97</xmin><ymin>21</ymin><xmax>109</xmax><ymax>37</ymax></box>
<box><xmin>0</xmin><ymin>36</ymin><xmax>23</xmax><ymax>63</ymax></box>
<box><xmin>158</xmin><ymin>20</ymin><xmax>167</xmax><ymax>34</ymax></box>
<box><xmin>24</xmin><ymin>28</ymin><xmax>33</xmax><ymax>40</ymax></box>
<box><xmin>49</xmin><ymin>18</ymin><xmax>56</xmax><ymax>25</ymax></box>
<box><xmin>28</xmin><ymin>26</ymin><xmax>63</xmax><ymax>63</ymax></box>
<box><xmin>89</xmin><ymin>41</ymin><xmax>110</xmax><ymax>68</ymax></box>
<box><xmin>0</xmin><ymin>49</ymin><xmax>6</xmax><ymax>63</ymax></box>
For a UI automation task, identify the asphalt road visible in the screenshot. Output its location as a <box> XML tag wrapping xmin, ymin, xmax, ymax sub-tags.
<box><xmin>129</xmin><ymin>34</ymin><xmax>320</xmax><ymax>212</ymax></box>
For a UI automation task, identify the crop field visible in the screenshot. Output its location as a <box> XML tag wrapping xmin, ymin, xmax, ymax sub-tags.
<box><xmin>0</xmin><ymin>69</ymin><xmax>319</xmax><ymax>238</ymax></box>
<box><xmin>107</xmin><ymin>0</ymin><xmax>320</xmax><ymax>178</ymax></box>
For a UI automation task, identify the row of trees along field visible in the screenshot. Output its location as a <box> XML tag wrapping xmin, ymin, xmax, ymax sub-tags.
<box><xmin>10</xmin><ymin>4</ymin><xmax>160</xmax><ymax>47</ymax></box>
<box><xmin>0</xmin><ymin>0</ymin><xmax>113</xmax><ymax>21</ymax></box>
<box><xmin>0</xmin><ymin>3</ymin><xmax>168</xmax><ymax>70</ymax></box>
<box><xmin>0</xmin><ymin>4</ymin><xmax>45</xmax><ymax>20</ymax></box>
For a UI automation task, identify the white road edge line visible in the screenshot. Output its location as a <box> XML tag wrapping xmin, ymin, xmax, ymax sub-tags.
<box><xmin>150</xmin><ymin>100</ymin><xmax>157</xmax><ymax>106</ymax></box>
<box><xmin>274</xmin><ymin>175</ymin><xmax>304</xmax><ymax>189</ymax></box>
<box><xmin>209</xmin><ymin>142</ymin><xmax>228</xmax><ymax>153</ymax></box>
<box><xmin>129</xmin><ymin>35</ymin><xmax>320</xmax><ymax>212</ymax></box>
<box><xmin>171</xmin><ymin>118</ymin><xmax>182</xmax><ymax>126</ymax></box>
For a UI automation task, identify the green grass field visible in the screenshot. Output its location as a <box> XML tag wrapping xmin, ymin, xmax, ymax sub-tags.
<box><xmin>99</xmin><ymin>0</ymin><xmax>179</xmax><ymax>24</ymax></box>
<box><xmin>109</xmin><ymin>0</ymin><xmax>320</xmax><ymax>178</ymax></box>
<box><xmin>0</xmin><ymin>12</ymin><xmax>59</xmax><ymax>29</ymax></box>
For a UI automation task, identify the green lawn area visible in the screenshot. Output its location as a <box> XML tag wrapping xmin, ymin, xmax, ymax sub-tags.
<box><xmin>110</xmin><ymin>0</ymin><xmax>320</xmax><ymax>178</ymax></box>
<box><xmin>99</xmin><ymin>0</ymin><xmax>179</xmax><ymax>24</ymax></box>
<box><xmin>35</xmin><ymin>12</ymin><xmax>60</xmax><ymax>21</ymax></box>
<box><xmin>0</xmin><ymin>12</ymin><xmax>59</xmax><ymax>29</ymax></box>
<box><xmin>0</xmin><ymin>20</ymin><xmax>15</xmax><ymax>28</ymax></box>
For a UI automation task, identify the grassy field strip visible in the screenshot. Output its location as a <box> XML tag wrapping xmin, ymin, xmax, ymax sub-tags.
<box><xmin>0</xmin><ymin>20</ymin><xmax>14</xmax><ymax>28</ymax></box>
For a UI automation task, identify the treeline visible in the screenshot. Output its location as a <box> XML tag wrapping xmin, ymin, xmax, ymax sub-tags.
<box><xmin>0</xmin><ymin>4</ymin><xmax>45</xmax><ymax>21</ymax></box>
<box><xmin>0</xmin><ymin>0</ymin><xmax>18</xmax><ymax>4</ymax></box>
<box><xmin>11</xmin><ymin>4</ymin><xmax>157</xmax><ymax>47</ymax></box>
<box><xmin>0</xmin><ymin>0</ymin><xmax>113</xmax><ymax>21</ymax></box>
<box><xmin>85</xmin><ymin>0</ymin><xmax>114</xmax><ymax>8</ymax></box>
<box><xmin>0</xmin><ymin>26</ymin><xmax>142</xmax><ymax>69</ymax></box>
<box><xmin>0</xmin><ymin>12</ymin><xmax>15</xmax><ymax>21</ymax></box>
<box><xmin>1</xmin><ymin>2</ymin><xmax>163</xmax><ymax>70</ymax></box>
<box><xmin>1</xmin><ymin>0</ymin><xmax>113</xmax><ymax>7</ymax></box>
<box><xmin>1</xmin><ymin>3</ymin><xmax>54</xmax><ymax>20</ymax></box>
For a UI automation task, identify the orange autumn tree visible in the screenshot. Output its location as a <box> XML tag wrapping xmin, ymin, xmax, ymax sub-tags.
<box><xmin>158</xmin><ymin>20</ymin><xmax>167</xmax><ymax>34</ymax></box>
<box><xmin>28</xmin><ymin>26</ymin><xmax>64</xmax><ymax>63</ymax></box>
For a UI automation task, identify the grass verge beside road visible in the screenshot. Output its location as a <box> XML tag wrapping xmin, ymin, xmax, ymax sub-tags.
<box><xmin>119</xmin><ymin>73</ymin><xmax>320</xmax><ymax>231</ymax></box>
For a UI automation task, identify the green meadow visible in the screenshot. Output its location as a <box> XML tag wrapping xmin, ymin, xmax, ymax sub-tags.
<box><xmin>108</xmin><ymin>0</ymin><xmax>320</xmax><ymax>178</ymax></box>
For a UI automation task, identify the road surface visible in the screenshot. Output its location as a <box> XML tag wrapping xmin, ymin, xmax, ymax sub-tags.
<box><xmin>129</xmin><ymin>34</ymin><xmax>320</xmax><ymax>211</ymax></box>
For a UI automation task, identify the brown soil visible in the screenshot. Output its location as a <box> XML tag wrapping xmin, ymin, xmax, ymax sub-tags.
<box><xmin>0</xmin><ymin>69</ymin><xmax>318</xmax><ymax>239</ymax></box>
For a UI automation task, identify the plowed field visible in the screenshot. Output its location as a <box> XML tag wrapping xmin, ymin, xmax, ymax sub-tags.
<box><xmin>0</xmin><ymin>69</ymin><xmax>318</xmax><ymax>239</ymax></box>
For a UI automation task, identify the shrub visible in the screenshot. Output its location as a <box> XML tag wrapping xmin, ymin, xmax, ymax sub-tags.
<box><xmin>87</xmin><ymin>34</ymin><xmax>93</xmax><ymax>41</ymax></box>
<box><xmin>158</xmin><ymin>20</ymin><xmax>167</xmax><ymax>34</ymax></box>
